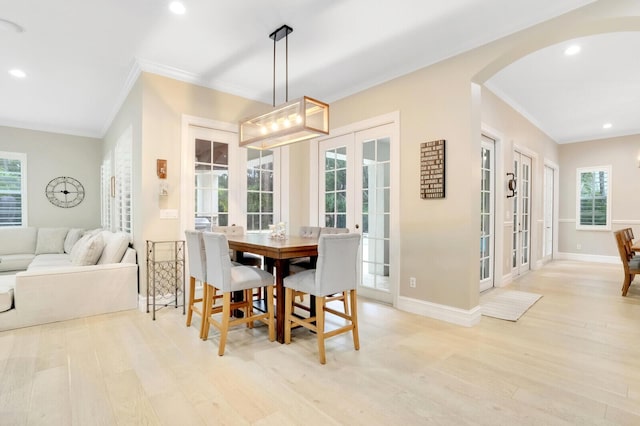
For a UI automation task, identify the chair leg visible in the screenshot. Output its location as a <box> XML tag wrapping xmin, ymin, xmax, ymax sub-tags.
<box><xmin>186</xmin><ymin>276</ymin><xmax>196</xmax><ymax>326</ymax></box>
<box><xmin>316</xmin><ymin>296</ymin><xmax>326</xmax><ymax>365</ymax></box>
<box><xmin>218</xmin><ymin>293</ymin><xmax>232</xmax><ymax>356</ymax></box>
<box><xmin>266</xmin><ymin>285</ymin><xmax>275</xmax><ymax>342</ymax></box>
<box><xmin>284</xmin><ymin>288</ymin><xmax>293</xmax><ymax>344</ymax></box>
<box><xmin>622</xmin><ymin>274</ymin><xmax>632</xmax><ymax>296</ymax></box>
<box><xmin>342</xmin><ymin>291</ymin><xmax>349</xmax><ymax>315</ymax></box>
<box><xmin>245</xmin><ymin>289</ymin><xmax>254</xmax><ymax>329</ymax></box>
<box><xmin>350</xmin><ymin>289</ymin><xmax>360</xmax><ymax>351</ymax></box>
<box><xmin>201</xmin><ymin>284</ymin><xmax>213</xmax><ymax>340</ymax></box>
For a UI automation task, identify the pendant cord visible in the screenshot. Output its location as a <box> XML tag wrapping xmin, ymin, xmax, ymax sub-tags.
<box><xmin>285</xmin><ymin>31</ymin><xmax>289</xmax><ymax>102</ymax></box>
<box><xmin>272</xmin><ymin>35</ymin><xmax>276</xmax><ymax>107</ymax></box>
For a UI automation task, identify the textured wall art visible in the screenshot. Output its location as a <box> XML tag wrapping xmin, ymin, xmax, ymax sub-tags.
<box><xmin>420</xmin><ymin>139</ymin><xmax>445</xmax><ymax>199</ymax></box>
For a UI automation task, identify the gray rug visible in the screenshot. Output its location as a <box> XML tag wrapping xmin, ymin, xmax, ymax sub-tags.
<box><xmin>480</xmin><ymin>290</ymin><xmax>542</xmax><ymax>321</ymax></box>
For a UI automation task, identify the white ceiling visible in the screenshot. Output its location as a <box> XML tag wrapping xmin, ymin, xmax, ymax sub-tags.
<box><xmin>3</xmin><ymin>0</ymin><xmax>634</xmax><ymax>144</ymax></box>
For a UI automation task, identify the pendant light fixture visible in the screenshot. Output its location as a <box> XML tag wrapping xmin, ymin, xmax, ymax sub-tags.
<box><xmin>239</xmin><ymin>25</ymin><xmax>329</xmax><ymax>150</ymax></box>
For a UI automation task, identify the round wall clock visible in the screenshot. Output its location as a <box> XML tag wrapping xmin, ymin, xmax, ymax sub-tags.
<box><xmin>45</xmin><ymin>176</ymin><xmax>85</xmax><ymax>208</ymax></box>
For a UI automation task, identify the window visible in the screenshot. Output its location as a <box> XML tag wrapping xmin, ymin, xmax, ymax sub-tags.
<box><xmin>0</xmin><ymin>151</ymin><xmax>27</xmax><ymax>227</ymax></box>
<box><xmin>114</xmin><ymin>128</ymin><xmax>133</xmax><ymax>234</ymax></box>
<box><xmin>101</xmin><ymin>157</ymin><xmax>112</xmax><ymax>230</ymax></box>
<box><xmin>576</xmin><ymin>166</ymin><xmax>611</xmax><ymax>230</ymax></box>
<box><xmin>195</xmin><ymin>138</ymin><xmax>230</xmax><ymax>229</ymax></box>
<box><xmin>246</xmin><ymin>149</ymin><xmax>275</xmax><ymax>231</ymax></box>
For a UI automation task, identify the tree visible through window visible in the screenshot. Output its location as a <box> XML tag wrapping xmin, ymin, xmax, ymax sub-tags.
<box><xmin>0</xmin><ymin>152</ymin><xmax>27</xmax><ymax>227</ymax></box>
<box><xmin>577</xmin><ymin>166</ymin><xmax>611</xmax><ymax>230</ymax></box>
<box><xmin>246</xmin><ymin>149</ymin><xmax>274</xmax><ymax>231</ymax></box>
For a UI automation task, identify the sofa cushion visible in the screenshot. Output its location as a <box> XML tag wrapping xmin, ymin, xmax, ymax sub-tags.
<box><xmin>0</xmin><ymin>275</ymin><xmax>15</xmax><ymax>313</ymax></box>
<box><xmin>0</xmin><ymin>227</ymin><xmax>37</xmax><ymax>256</ymax></box>
<box><xmin>64</xmin><ymin>228</ymin><xmax>85</xmax><ymax>254</ymax></box>
<box><xmin>0</xmin><ymin>254</ymin><xmax>36</xmax><ymax>272</ymax></box>
<box><xmin>35</xmin><ymin>227</ymin><xmax>69</xmax><ymax>255</ymax></box>
<box><xmin>28</xmin><ymin>254</ymin><xmax>72</xmax><ymax>270</ymax></box>
<box><xmin>97</xmin><ymin>231</ymin><xmax>130</xmax><ymax>264</ymax></box>
<box><xmin>71</xmin><ymin>233</ymin><xmax>104</xmax><ymax>266</ymax></box>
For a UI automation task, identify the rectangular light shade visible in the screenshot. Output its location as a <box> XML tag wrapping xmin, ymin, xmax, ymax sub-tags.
<box><xmin>240</xmin><ymin>96</ymin><xmax>329</xmax><ymax>150</ymax></box>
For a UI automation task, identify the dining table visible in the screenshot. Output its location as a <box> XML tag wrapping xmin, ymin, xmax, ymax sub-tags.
<box><xmin>225</xmin><ymin>233</ymin><xmax>318</xmax><ymax>343</ymax></box>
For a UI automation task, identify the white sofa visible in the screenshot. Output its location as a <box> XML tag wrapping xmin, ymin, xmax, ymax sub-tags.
<box><xmin>0</xmin><ymin>227</ymin><xmax>138</xmax><ymax>331</ymax></box>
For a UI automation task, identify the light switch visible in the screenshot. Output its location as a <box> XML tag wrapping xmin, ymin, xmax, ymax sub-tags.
<box><xmin>160</xmin><ymin>209</ymin><xmax>178</xmax><ymax>219</ymax></box>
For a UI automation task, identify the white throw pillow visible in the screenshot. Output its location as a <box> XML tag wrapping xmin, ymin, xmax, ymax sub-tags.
<box><xmin>97</xmin><ymin>231</ymin><xmax>130</xmax><ymax>264</ymax></box>
<box><xmin>64</xmin><ymin>228</ymin><xmax>85</xmax><ymax>254</ymax></box>
<box><xmin>35</xmin><ymin>228</ymin><xmax>69</xmax><ymax>255</ymax></box>
<box><xmin>71</xmin><ymin>233</ymin><xmax>105</xmax><ymax>266</ymax></box>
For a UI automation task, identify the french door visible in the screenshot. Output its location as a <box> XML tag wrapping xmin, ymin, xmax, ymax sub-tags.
<box><xmin>480</xmin><ymin>136</ymin><xmax>495</xmax><ymax>292</ymax></box>
<box><xmin>511</xmin><ymin>151</ymin><xmax>532</xmax><ymax>277</ymax></box>
<box><xmin>317</xmin><ymin>123</ymin><xmax>395</xmax><ymax>304</ymax></box>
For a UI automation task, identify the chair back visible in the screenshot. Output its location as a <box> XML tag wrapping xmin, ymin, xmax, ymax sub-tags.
<box><xmin>299</xmin><ymin>226</ymin><xmax>321</xmax><ymax>238</ymax></box>
<box><xmin>202</xmin><ymin>232</ymin><xmax>233</xmax><ymax>292</ymax></box>
<box><xmin>212</xmin><ymin>225</ymin><xmax>245</xmax><ymax>236</ymax></box>
<box><xmin>315</xmin><ymin>233</ymin><xmax>361</xmax><ymax>296</ymax></box>
<box><xmin>320</xmin><ymin>227</ymin><xmax>349</xmax><ymax>234</ymax></box>
<box><xmin>185</xmin><ymin>230</ymin><xmax>206</xmax><ymax>282</ymax></box>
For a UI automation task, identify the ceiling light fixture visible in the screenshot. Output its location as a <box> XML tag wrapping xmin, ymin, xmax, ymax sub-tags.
<box><xmin>603</xmin><ymin>122</ymin><xmax>612</xmax><ymax>129</ymax></box>
<box><xmin>564</xmin><ymin>45</ymin><xmax>581</xmax><ymax>56</ymax></box>
<box><xmin>169</xmin><ymin>1</ymin><xmax>186</xmax><ymax>15</ymax></box>
<box><xmin>8</xmin><ymin>69</ymin><xmax>26</xmax><ymax>79</ymax></box>
<box><xmin>239</xmin><ymin>24</ymin><xmax>329</xmax><ymax>150</ymax></box>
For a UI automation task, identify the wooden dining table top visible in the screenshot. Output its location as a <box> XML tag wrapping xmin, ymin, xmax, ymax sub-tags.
<box><xmin>225</xmin><ymin>233</ymin><xmax>318</xmax><ymax>259</ymax></box>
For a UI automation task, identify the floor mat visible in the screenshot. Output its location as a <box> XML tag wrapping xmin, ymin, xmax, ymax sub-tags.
<box><xmin>480</xmin><ymin>290</ymin><xmax>542</xmax><ymax>321</ymax></box>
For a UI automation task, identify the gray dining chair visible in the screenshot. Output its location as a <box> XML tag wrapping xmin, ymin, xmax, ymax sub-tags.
<box><xmin>283</xmin><ymin>233</ymin><xmax>361</xmax><ymax>364</ymax></box>
<box><xmin>212</xmin><ymin>225</ymin><xmax>263</xmax><ymax>268</ymax></box>
<box><xmin>185</xmin><ymin>230</ymin><xmax>217</xmax><ymax>338</ymax></box>
<box><xmin>201</xmin><ymin>232</ymin><xmax>275</xmax><ymax>356</ymax></box>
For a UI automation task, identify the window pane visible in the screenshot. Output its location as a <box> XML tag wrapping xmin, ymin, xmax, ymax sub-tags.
<box><xmin>377</xmin><ymin>138</ymin><xmax>390</xmax><ymax>162</ymax></box>
<box><xmin>336</xmin><ymin>169</ymin><xmax>347</xmax><ymax>190</ymax></box>
<box><xmin>212</xmin><ymin>142</ymin><xmax>228</xmax><ymax>166</ymax></box>
<box><xmin>261</xmin><ymin>170</ymin><xmax>273</xmax><ymax>192</ymax></box>
<box><xmin>363</xmin><ymin>141</ymin><xmax>375</xmax><ymax>161</ymax></box>
<box><xmin>261</xmin><ymin>193</ymin><xmax>273</xmax><ymax>213</ymax></box>
<box><xmin>247</xmin><ymin>192</ymin><xmax>259</xmax><ymax>213</ymax></box>
<box><xmin>336</xmin><ymin>147</ymin><xmax>347</xmax><ymax>169</ymax></box>
<box><xmin>325</xmin><ymin>193</ymin><xmax>335</xmax><ymax>213</ymax></box>
<box><xmin>195</xmin><ymin>139</ymin><xmax>211</xmax><ymax>163</ymax></box>
<box><xmin>325</xmin><ymin>171</ymin><xmax>335</xmax><ymax>192</ymax></box>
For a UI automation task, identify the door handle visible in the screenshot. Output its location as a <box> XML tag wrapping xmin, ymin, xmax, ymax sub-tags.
<box><xmin>355</xmin><ymin>224</ymin><xmax>360</xmax><ymax>229</ymax></box>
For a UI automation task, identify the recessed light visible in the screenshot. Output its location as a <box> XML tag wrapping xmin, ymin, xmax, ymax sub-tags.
<box><xmin>603</xmin><ymin>123</ymin><xmax>612</xmax><ymax>129</ymax></box>
<box><xmin>564</xmin><ymin>45</ymin><xmax>581</xmax><ymax>56</ymax></box>
<box><xmin>169</xmin><ymin>1</ymin><xmax>186</xmax><ymax>15</ymax></box>
<box><xmin>8</xmin><ymin>69</ymin><xmax>26</xmax><ymax>79</ymax></box>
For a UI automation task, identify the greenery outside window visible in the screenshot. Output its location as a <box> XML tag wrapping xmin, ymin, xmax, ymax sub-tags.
<box><xmin>246</xmin><ymin>149</ymin><xmax>274</xmax><ymax>231</ymax></box>
<box><xmin>576</xmin><ymin>165</ymin><xmax>611</xmax><ymax>230</ymax></box>
<box><xmin>0</xmin><ymin>151</ymin><xmax>27</xmax><ymax>227</ymax></box>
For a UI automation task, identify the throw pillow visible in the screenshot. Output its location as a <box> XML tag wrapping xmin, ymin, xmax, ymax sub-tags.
<box><xmin>97</xmin><ymin>232</ymin><xmax>130</xmax><ymax>264</ymax></box>
<box><xmin>64</xmin><ymin>228</ymin><xmax>85</xmax><ymax>254</ymax></box>
<box><xmin>35</xmin><ymin>228</ymin><xmax>69</xmax><ymax>255</ymax></box>
<box><xmin>71</xmin><ymin>233</ymin><xmax>105</xmax><ymax>266</ymax></box>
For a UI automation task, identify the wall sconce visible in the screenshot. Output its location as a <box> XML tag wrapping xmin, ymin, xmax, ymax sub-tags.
<box><xmin>157</xmin><ymin>159</ymin><xmax>168</xmax><ymax>196</ymax></box>
<box><xmin>506</xmin><ymin>172</ymin><xmax>517</xmax><ymax>198</ymax></box>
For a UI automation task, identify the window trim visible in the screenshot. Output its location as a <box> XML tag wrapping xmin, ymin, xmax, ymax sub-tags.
<box><xmin>0</xmin><ymin>151</ymin><xmax>28</xmax><ymax>227</ymax></box>
<box><xmin>576</xmin><ymin>165</ymin><xmax>611</xmax><ymax>231</ymax></box>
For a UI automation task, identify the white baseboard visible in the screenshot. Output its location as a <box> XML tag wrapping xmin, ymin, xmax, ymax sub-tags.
<box><xmin>555</xmin><ymin>252</ymin><xmax>620</xmax><ymax>264</ymax></box>
<box><xmin>396</xmin><ymin>296</ymin><xmax>481</xmax><ymax>327</ymax></box>
<box><xmin>138</xmin><ymin>293</ymin><xmax>189</xmax><ymax>312</ymax></box>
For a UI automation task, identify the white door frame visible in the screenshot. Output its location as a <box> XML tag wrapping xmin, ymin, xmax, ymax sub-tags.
<box><xmin>543</xmin><ymin>159</ymin><xmax>559</xmax><ymax>262</ymax></box>
<box><xmin>480</xmin><ymin>136</ymin><xmax>495</xmax><ymax>292</ymax></box>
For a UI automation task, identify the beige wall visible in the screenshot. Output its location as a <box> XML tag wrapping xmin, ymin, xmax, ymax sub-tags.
<box><xmin>558</xmin><ymin>134</ymin><xmax>640</xmax><ymax>257</ymax></box>
<box><xmin>0</xmin><ymin>126</ymin><xmax>102</xmax><ymax>228</ymax></box>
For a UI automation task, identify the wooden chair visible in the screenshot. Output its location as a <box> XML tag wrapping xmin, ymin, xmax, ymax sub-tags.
<box><xmin>284</xmin><ymin>233</ymin><xmax>361</xmax><ymax>364</ymax></box>
<box><xmin>613</xmin><ymin>229</ymin><xmax>640</xmax><ymax>296</ymax></box>
<box><xmin>201</xmin><ymin>232</ymin><xmax>275</xmax><ymax>356</ymax></box>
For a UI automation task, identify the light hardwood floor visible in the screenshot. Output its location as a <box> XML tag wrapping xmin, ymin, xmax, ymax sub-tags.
<box><xmin>1</xmin><ymin>260</ymin><xmax>639</xmax><ymax>425</ymax></box>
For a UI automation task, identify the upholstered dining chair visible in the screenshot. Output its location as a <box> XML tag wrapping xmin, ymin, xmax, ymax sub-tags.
<box><xmin>201</xmin><ymin>232</ymin><xmax>275</xmax><ymax>356</ymax></box>
<box><xmin>185</xmin><ymin>230</ymin><xmax>215</xmax><ymax>338</ymax></box>
<box><xmin>212</xmin><ymin>225</ymin><xmax>263</xmax><ymax>268</ymax></box>
<box><xmin>283</xmin><ymin>233</ymin><xmax>361</xmax><ymax>364</ymax></box>
<box><xmin>289</xmin><ymin>226</ymin><xmax>322</xmax><ymax>273</ymax></box>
